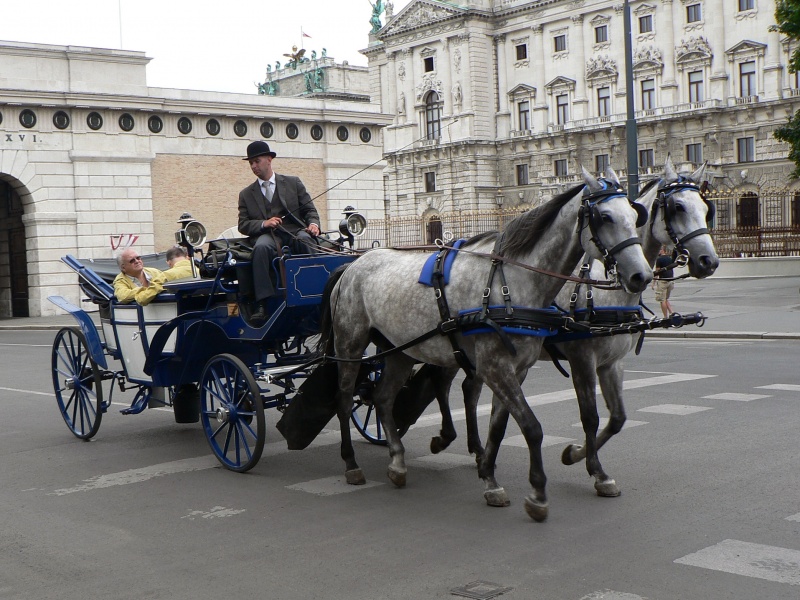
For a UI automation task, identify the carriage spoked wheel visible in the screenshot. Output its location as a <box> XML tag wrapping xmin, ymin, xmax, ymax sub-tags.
<box><xmin>351</xmin><ymin>362</ymin><xmax>387</xmax><ymax>446</ymax></box>
<box><xmin>51</xmin><ymin>327</ymin><xmax>103</xmax><ymax>440</ymax></box>
<box><xmin>199</xmin><ymin>354</ymin><xmax>265</xmax><ymax>472</ymax></box>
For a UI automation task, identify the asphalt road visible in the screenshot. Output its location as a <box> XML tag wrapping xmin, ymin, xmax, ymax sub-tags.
<box><xmin>1</xmin><ymin>327</ymin><xmax>798</xmax><ymax>600</ymax></box>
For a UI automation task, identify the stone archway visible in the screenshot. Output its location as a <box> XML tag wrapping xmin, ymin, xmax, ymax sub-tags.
<box><xmin>0</xmin><ymin>179</ymin><xmax>29</xmax><ymax>317</ymax></box>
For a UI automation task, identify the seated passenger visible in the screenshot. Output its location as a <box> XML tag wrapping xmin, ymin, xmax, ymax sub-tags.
<box><xmin>113</xmin><ymin>248</ymin><xmax>167</xmax><ymax>306</ymax></box>
<box><xmin>164</xmin><ymin>246</ymin><xmax>194</xmax><ymax>280</ymax></box>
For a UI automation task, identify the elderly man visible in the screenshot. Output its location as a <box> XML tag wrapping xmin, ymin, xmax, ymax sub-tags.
<box><xmin>238</xmin><ymin>140</ymin><xmax>321</xmax><ymax>323</ymax></box>
<box><xmin>113</xmin><ymin>247</ymin><xmax>167</xmax><ymax>305</ymax></box>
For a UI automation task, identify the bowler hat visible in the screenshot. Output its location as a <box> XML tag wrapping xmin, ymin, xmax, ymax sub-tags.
<box><xmin>243</xmin><ymin>141</ymin><xmax>277</xmax><ymax>160</ymax></box>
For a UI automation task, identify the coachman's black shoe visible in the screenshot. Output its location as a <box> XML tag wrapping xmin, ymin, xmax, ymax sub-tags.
<box><xmin>250</xmin><ymin>303</ymin><xmax>268</xmax><ymax>324</ymax></box>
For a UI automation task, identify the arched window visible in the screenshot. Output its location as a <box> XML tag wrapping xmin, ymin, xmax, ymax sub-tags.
<box><xmin>425</xmin><ymin>91</ymin><xmax>441</xmax><ymax>141</ymax></box>
<box><xmin>738</xmin><ymin>192</ymin><xmax>759</xmax><ymax>228</ymax></box>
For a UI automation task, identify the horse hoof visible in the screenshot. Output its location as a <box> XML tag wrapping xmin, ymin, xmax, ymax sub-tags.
<box><xmin>524</xmin><ymin>496</ymin><xmax>549</xmax><ymax>522</ymax></box>
<box><xmin>561</xmin><ymin>444</ymin><xmax>580</xmax><ymax>466</ymax></box>
<box><xmin>595</xmin><ymin>479</ymin><xmax>621</xmax><ymax>497</ymax></box>
<box><xmin>430</xmin><ymin>437</ymin><xmax>447</xmax><ymax>454</ymax></box>
<box><xmin>345</xmin><ymin>469</ymin><xmax>366</xmax><ymax>485</ymax></box>
<box><xmin>387</xmin><ymin>466</ymin><xmax>406</xmax><ymax>488</ymax></box>
<box><xmin>483</xmin><ymin>487</ymin><xmax>510</xmax><ymax>507</ymax></box>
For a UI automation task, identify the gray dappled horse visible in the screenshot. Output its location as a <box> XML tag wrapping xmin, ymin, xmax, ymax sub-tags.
<box><xmin>318</xmin><ymin>167</ymin><xmax>653</xmax><ymax>521</ymax></box>
<box><xmin>431</xmin><ymin>156</ymin><xmax>719</xmax><ymax>499</ymax></box>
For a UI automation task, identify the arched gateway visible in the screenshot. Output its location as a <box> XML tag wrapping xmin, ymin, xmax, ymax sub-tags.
<box><xmin>0</xmin><ymin>178</ymin><xmax>28</xmax><ymax>316</ymax></box>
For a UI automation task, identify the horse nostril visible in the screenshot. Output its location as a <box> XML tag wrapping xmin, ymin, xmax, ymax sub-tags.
<box><xmin>698</xmin><ymin>254</ymin><xmax>719</xmax><ymax>271</ymax></box>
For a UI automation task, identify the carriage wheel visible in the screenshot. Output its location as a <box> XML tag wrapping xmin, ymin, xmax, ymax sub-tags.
<box><xmin>200</xmin><ymin>354</ymin><xmax>265</xmax><ymax>472</ymax></box>
<box><xmin>351</xmin><ymin>362</ymin><xmax>387</xmax><ymax>446</ymax></box>
<box><xmin>51</xmin><ymin>327</ymin><xmax>103</xmax><ymax>440</ymax></box>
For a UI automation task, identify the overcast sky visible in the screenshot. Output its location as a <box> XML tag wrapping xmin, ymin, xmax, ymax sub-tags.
<box><xmin>2</xmin><ymin>0</ymin><xmax>414</xmax><ymax>94</ymax></box>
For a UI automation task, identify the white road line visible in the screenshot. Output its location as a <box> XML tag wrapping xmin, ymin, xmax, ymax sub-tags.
<box><xmin>637</xmin><ymin>404</ymin><xmax>713</xmax><ymax>416</ymax></box>
<box><xmin>757</xmin><ymin>384</ymin><xmax>800</xmax><ymax>391</ymax></box>
<box><xmin>579</xmin><ymin>591</ymin><xmax>648</xmax><ymax>600</ymax></box>
<box><xmin>407</xmin><ymin>453</ymin><xmax>476</xmax><ymax>470</ymax></box>
<box><xmin>675</xmin><ymin>539</ymin><xmax>800</xmax><ymax>586</ymax></box>
<box><xmin>504</xmin><ymin>434</ymin><xmax>575</xmax><ymax>449</ymax></box>
<box><xmin>572</xmin><ymin>418</ymin><xmax>648</xmax><ymax>429</ymax></box>
<box><xmin>786</xmin><ymin>513</ymin><xmax>800</xmax><ymax>522</ymax></box>
<box><xmin>0</xmin><ymin>343</ymin><xmax>51</xmax><ymax>347</ymax></box>
<box><xmin>0</xmin><ymin>386</ymin><xmax>52</xmax><ymax>397</ymax></box>
<box><xmin>702</xmin><ymin>392</ymin><xmax>771</xmax><ymax>402</ymax></box>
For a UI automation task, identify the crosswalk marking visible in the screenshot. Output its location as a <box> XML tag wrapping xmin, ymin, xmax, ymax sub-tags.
<box><xmin>637</xmin><ymin>404</ymin><xmax>712</xmax><ymax>416</ymax></box>
<box><xmin>407</xmin><ymin>453</ymin><xmax>476</xmax><ymax>470</ymax></box>
<box><xmin>675</xmin><ymin>539</ymin><xmax>800</xmax><ymax>586</ymax></box>
<box><xmin>702</xmin><ymin>392</ymin><xmax>771</xmax><ymax>402</ymax></box>
<box><xmin>786</xmin><ymin>513</ymin><xmax>800</xmax><ymax>522</ymax></box>
<box><xmin>579</xmin><ymin>591</ymin><xmax>647</xmax><ymax>600</ymax></box>
<box><xmin>286</xmin><ymin>476</ymin><xmax>384</xmax><ymax>496</ymax></box>
<box><xmin>572</xmin><ymin>418</ymin><xmax>647</xmax><ymax>429</ymax></box>
<box><xmin>756</xmin><ymin>384</ymin><xmax>800</xmax><ymax>391</ymax></box>
<box><xmin>504</xmin><ymin>434</ymin><xmax>575</xmax><ymax>449</ymax></box>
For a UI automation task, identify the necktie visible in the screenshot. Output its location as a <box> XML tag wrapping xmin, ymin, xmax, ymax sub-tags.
<box><xmin>263</xmin><ymin>181</ymin><xmax>273</xmax><ymax>203</ymax></box>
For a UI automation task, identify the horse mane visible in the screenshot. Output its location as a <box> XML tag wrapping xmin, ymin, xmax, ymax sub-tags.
<box><xmin>484</xmin><ymin>183</ymin><xmax>585</xmax><ymax>259</ymax></box>
<box><xmin>639</xmin><ymin>177</ymin><xmax>660</xmax><ymax>195</ymax></box>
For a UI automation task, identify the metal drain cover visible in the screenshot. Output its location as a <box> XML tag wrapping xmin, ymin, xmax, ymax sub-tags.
<box><xmin>450</xmin><ymin>580</ymin><xmax>514</xmax><ymax>600</ymax></box>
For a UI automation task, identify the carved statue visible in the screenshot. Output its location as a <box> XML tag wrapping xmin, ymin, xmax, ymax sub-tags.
<box><xmin>398</xmin><ymin>62</ymin><xmax>406</xmax><ymax>80</ymax></box>
<box><xmin>275</xmin><ymin>61</ymin><xmax>281</xmax><ymax>71</ymax></box>
<box><xmin>385</xmin><ymin>1</ymin><xmax>394</xmax><ymax>19</ymax></box>
<box><xmin>266</xmin><ymin>64</ymin><xmax>272</xmax><ymax>74</ymax></box>
<box><xmin>283</xmin><ymin>45</ymin><xmax>306</xmax><ymax>70</ymax></box>
<box><xmin>369</xmin><ymin>0</ymin><xmax>384</xmax><ymax>34</ymax></box>
<box><xmin>304</xmin><ymin>70</ymin><xmax>314</xmax><ymax>93</ymax></box>
<box><xmin>314</xmin><ymin>67</ymin><xmax>324</xmax><ymax>90</ymax></box>
<box><xmin>452</xmin><ymin>82</ymin><xmax>462</xmax><ymax>107</ymax></box>
<box><xmin>398</xmin><ymin>91</ymin><xmax>406</xmax><ymax>115</ymax></box>
<box><xmin>311</xmin><ymin>50</ymin><xmax>317</xmax><ymax>61</ymax></box>
<box><xmin>322</xmin><ymin>47</ymin><xmax>327</xmax><ymax>58</ymax></box>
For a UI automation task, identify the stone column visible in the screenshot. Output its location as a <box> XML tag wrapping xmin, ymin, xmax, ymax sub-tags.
<box><xmin>705</xmin><ymin>0</ymin><xmax>728</xmax><ymax>101</ymax></box>
<box><xmin>494</xmin><ymin>34</ymin><xmax>510</xmax><ymax>137</ymax></box>
<box><xmin>764</xmin><ymin>27</ymin><xmax>783</xmax><ymax>100</ymax></box>
<box><xmin>532</xmin><ymin>24</ymin><xmax>548</xmax><ymax>130</ymax></box>
<box><xmin>571</xmin><ymin>15</ymin><xmax>587</xmax><ymax>120</ymax></box>
<box><xmin>660</xmin><ymin>0</ymin><xmax>678</xmax><ymax>105</ymax></box>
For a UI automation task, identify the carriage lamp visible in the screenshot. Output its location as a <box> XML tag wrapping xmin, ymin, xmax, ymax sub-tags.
<box><xmin>174</xmin><ymin>213</ymin><xmax>208</xmax><ymax>249</ymax></box>
<box><xmin>338</xmin><ymin>206</ymin><xmax>367</xmax><ymax>248</ymax></box>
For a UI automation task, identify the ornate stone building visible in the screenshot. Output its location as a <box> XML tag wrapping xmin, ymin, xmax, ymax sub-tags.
<box><xmin>363</xmin><ymin>0</ymin><xmax>799</xmax><ymax>231</ymax></box>
<box><xmin>0</xmin><ymin>41</ymin><xmax>390</xmax><ymax>316</ymax></box>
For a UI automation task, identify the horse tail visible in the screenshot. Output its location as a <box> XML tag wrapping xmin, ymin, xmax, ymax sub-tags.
<box><xmin>316</xmin><ymin>263</ymin><xmax>350</xmax><ymax>356</ymax></box>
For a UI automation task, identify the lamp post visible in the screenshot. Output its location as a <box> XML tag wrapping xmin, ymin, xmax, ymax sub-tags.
<box><xmin>624</xmin><ymin>0</ymin><xmax>639</xmax><ymax>202</ymax></box>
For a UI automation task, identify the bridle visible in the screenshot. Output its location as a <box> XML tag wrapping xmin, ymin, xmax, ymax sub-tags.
<box><xmin>576</xmin><ymin>179</ymin><xmax>648</xmax><ymax>281</ymax></box>
<box><xmin>651</xmin><ymin>176</ymin><xmax>715</xmax><ymax>261</ymax></box>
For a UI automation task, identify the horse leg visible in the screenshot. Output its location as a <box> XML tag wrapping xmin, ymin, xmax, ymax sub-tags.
<box><xmin>557</xmin><ymin>352</ymin><xmax>619</xmax><ymax>496</ymax></box>
<box><xmin>478</xmin><ymin>395</ymin><xmax>511</xmax><ymax>508</ymax></box>
<box><xmin>590</xmin><ymin>362</ymin><xmax>626</xmax><ymax>497</ymax></box>
<box><xmin>430</xmin><ymin>367</ymin><xmax>459</xmax><ymax>454</ymax></box>
<box><xmin>462</xmin><ymin>375</ymin><xmax>486</xmax><ymax>463</ymax></box>
<box><xmin>336</xmin><ymin>361</ymin><xmax>367</xmax><ymax>485</ymax></box>
<box><xmin>372</xmin><ymin>353</ymin><xmax>418</xmax><ymax>488</ymax></box>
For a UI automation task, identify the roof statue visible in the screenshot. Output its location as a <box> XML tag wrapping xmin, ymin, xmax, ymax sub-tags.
<box><xmin>369</xmin><ymin>0</ymin><xmax>384</xmax><ymax>34</ymax></box>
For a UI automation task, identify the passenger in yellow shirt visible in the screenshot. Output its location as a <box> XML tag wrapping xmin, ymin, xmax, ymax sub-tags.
<box><xmin>164</xmin><ymin>246</ymin><xmax>194</xmax><ymax>280</ymax></box>
<box><xmin>112</xmin><ymin>248</ymin><xmax>167</xmax><ymax>306</ymax></box>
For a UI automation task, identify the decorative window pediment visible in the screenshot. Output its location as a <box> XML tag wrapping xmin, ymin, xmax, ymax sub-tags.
<box><xmin>545</xmin><ymin>76</ymin><xmax>577</xmax><ymax>96</ymax></box>
<box><xmin>633</xmin><ymin>45</ymin><xmax>664</xmax><ymax>77</ymax></box>
<box><xmin>508</xmin><ymin>84</ymin><xmax>536</xmax><ymax>101</ymax></box>
<box><xmin>420</xmin><ymin>46</ymin><xmax>437</xmax><ymax>58</ymax></box>
<box><xmin>725</xmin><ymin>39</ymin><xmax>766</xmax><ymax>61</ymax></box>
<box><xmin>586</xmin><ymin>55</ymin><xmax>619</xmax><ymax>86</ymax></box>
<box><xmin>676</xmin><ymin>36</ymin><xmax>713</xmax><ymax>70</ymax></box>
<box><xmin>416</xmin><ymin>73</ymin><xmax>443</xmax><ymax>103</ymax></box>
<box><xmin>634</xmin><ymin>3</ymin><xmax>657</xmax><ymax>16</ymax></box>
<box><xmin>590</xmin><ymin>14</ymin><xmax>611</xmax><ymax>26</ymax></box>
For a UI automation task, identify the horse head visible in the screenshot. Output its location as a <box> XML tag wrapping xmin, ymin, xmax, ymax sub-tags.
<box><xmin>577</xmin><ymin>166</ymin><xmax>653</xmax><ymax>293</ymax></box>
<box><xmin>642</xmin><ymin>154</ymin><xmax>719</xmax><ymax>279</ymax></box>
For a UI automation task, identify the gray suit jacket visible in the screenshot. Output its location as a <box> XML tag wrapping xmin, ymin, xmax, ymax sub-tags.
<box><xmin>237</xmin><ymin>174</ymin><xmax>321</xmax><ymax>239</ymax></box>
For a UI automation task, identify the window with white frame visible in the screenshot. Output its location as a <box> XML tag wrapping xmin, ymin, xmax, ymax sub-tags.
<box><xmin>516</xmin><ymin>164</ymin><xmax>529</xmax><ymax>186</ymax></box>
<box><xmin>598</xmin><ymin>87</ymin><xmax>611</xmax><ymax>117</ymax></box>
<box><xmin>686</xmin><ymin>143</ymin><xmax>703</xmax><ymax>164</ymax></box>
<box><xmin>688</xmin><ymin>70</ymin><xmax>704</xmax><ymax>103</ymax></box>
<box><xmin>737</xmin><ymin>136</ymin><xmax>755</xmax><ymax>162</ymax></box>
<box><xmin>518</xmin><ymin>100</ymin><xmax>530</xmax><ymax>131</ymax></box>
<box><xmin>554</xmin><ymin>35</ymin><xmax>567</xmax><ymax>53</ymax></box>
<box><xmin>639</xmin><ymin>149</ymin><xmax>655</xmax><ymax>168</ymax></box>
<box><xmin>425</xmin><ymin>91</ymin><xmax>442</xmax><ymax>140</ymax></box>
<box><xmin>641</xmin><ymin>78</ymin><xmax>656</xmax><ymax>110</ymax></box>
<box><xmin>738</xmin><ymin>0</ymin><xmax>754</xmax><ymax>10</ymax></box>
<box><xmin>595</xmin><ymin>25</ymin><xmax>608</xmax><ymax>44</ymax></box>
<box><xmin>687</xmin><ymin>3</ymin><xmax>702</xmax><ymax>23</ymax></box>
<box><xmin>740</xmin><ymin>61</ymin><xmax>756</xmax><ymax>97</ymax></box>
<box><xmin>554</xmin><ymin>159</ymin><xmax>568</xmax><ymax>176</ymax></box>
<box><xmin>595</xmin><ymin>154</ymin><xmax>610</xmax><ymax>175</ymax></box>
<box><xmin>516</xmin><ymin>44</ymin><xmax>527</xmax><ymax>60</ymax></box>
<box><xmin>556</xmin><ymin>94</ymin><xmax>569</xmax><ymax>124</ymax></box>
<box><xmin>639</xmin><ymin>15</ymin><xmax>653</xmax><ymax>34</ymax></box>
<box><xmin>424</xmin><ymin>56</ymin><xmax>435</xmax><ymax>72</ymax></box>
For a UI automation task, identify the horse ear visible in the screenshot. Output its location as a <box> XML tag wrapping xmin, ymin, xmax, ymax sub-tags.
<box><xmin>664</xmin><ymin>154</ymin><xmax>678</xmax><ymax>183</ymax></box>
<box><xmin>690</xmin><ymin>160</ymin><xmax>707</xmax><ymax>184</ymax></box>
<box><xmin>606</xmin><ymin>165</ymin><xmax>621</xmax><ymax>187</ymax></box>
<box><xmin>636</xmin><ymin>180</ymin><xmax>659</xmax><ymax>212</ymax></box>
<box><xmin>582</xmin><ymin>165</ymin><xmax>601</xmax><ymax>191</ymax></box>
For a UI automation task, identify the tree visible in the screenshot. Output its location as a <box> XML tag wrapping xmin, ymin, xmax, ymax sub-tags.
<box><xmin>773</xmin><ymin>0</ymin><xmax>800</xmax><ymax>177</ymax></box>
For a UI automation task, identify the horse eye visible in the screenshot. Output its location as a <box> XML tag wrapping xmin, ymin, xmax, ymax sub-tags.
<box><xmin>601</xmin><ymin>213</ymin><xmax>614</xmax><ymax>224</ymax></box>
<box><xmin>675</xmin><ymin>203</ymin><xmax>686</xmax><ymax>213</ymax></box>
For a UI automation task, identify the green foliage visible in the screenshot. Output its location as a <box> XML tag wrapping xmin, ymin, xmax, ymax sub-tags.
<box><xmin>773</xmin><ymin>0</ymin><xmax>800</xmax><ymax>178</ymax></box>
<box><xmin>775</xmin><ymin>113</ymin><xmax>800</xmax><ymax>178</ymax></box>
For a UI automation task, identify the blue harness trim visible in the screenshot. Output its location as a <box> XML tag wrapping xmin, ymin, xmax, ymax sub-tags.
<box><xmin>456</xmin><ymin>305</ymin><xmax>562</xmax><ymax>338</ymax></box>
<box><xmin>418</xmin><ymin>239</ymin><xmax>466</xmax><ymax>286</ymax></box>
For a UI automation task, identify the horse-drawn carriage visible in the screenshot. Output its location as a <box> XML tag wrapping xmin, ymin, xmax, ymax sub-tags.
<box><xmin>48</xmin><ymin>212</ymin><xmax>379</xmax><ymax>472</ymax></box>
